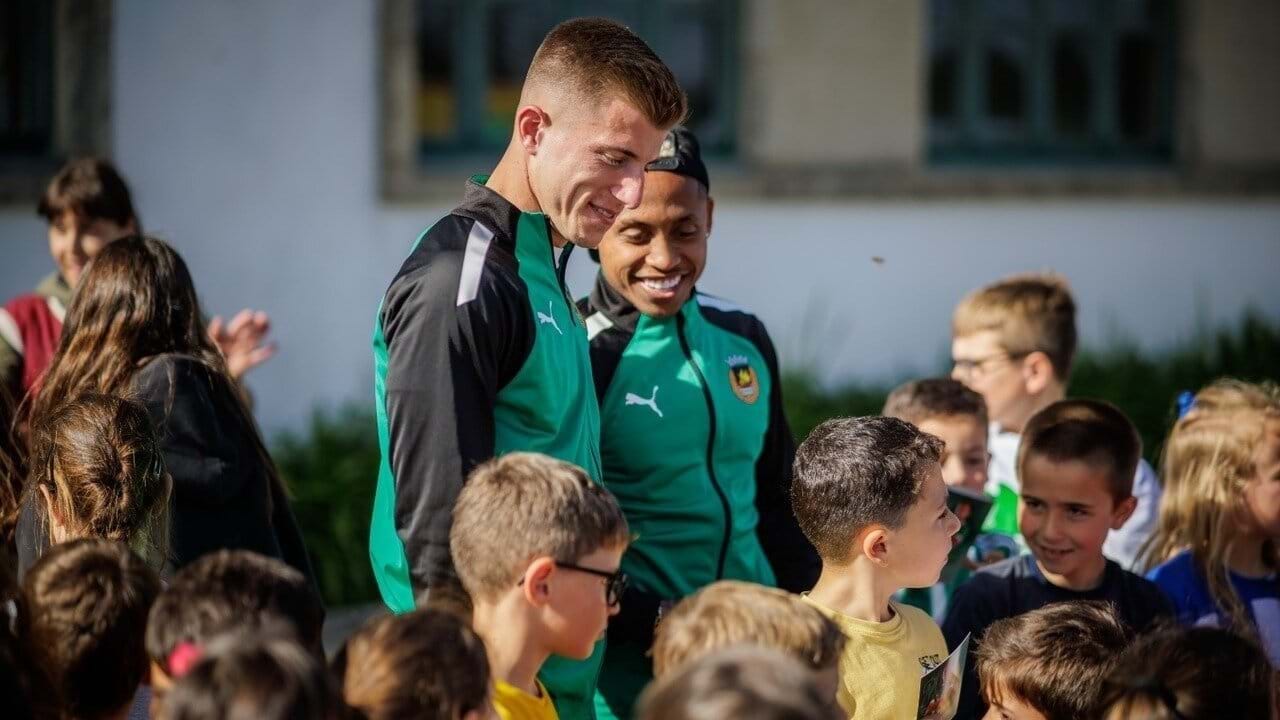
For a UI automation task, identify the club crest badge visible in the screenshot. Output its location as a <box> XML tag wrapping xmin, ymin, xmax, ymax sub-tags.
<box><xmin>726</xmin><ymin>354</ymin><xmax>759</xmax><ymax>405</ymax></box>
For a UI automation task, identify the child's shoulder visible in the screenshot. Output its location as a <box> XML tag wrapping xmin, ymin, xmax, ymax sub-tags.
<box><xmin>1146</xmin><ymin>549</ymin><xmax>1197</xmax><ymax>584</ymax></box>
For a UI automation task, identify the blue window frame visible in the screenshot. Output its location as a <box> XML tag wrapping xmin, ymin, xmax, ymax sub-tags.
<box><xmin>928</xmin><ymin>0</ymin><xmax>1175</xmax><ymax>165</ymax></box>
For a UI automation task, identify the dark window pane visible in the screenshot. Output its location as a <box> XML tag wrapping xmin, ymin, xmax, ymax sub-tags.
<box><xmin>986</xmin><ymin>49</ymin><xmax>1025</xmax><ymax>121</ymax></box>
<box><xmin>1052</xmin><ymin>33</ymin><xmax>1090</xmax><ymax>137</ymax></box>
<box><xmin>0</xmin><ymin>0</ymin><xmax>54</xmax><ymax>156</ymax></box>
<box><xmin>1117</xmin><ymin>32</ymin><xmax>1155</xmax><ymax>141</ymax></box>
<box><xmin>417</xmin><ymin>0</ymin><xmax>456</xmax><ymax>143</ymax></box>
<box><xmin>484</xmin><ymin>3</ymin><xmax>562</xmax><ymax>147</ymax></box>
<box><xmin>929</xmin><ymin>49</ymin><xmax>958</xmax><ymax>122</ymax></box>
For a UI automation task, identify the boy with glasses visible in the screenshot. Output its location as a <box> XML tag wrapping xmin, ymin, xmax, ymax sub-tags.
<box><xmin>451</xmin><ymin>452</ymin><xmax>631</xmax><ymax>720</ymax></box>
<box><xmin>949</xmin><ymin>273</ymin><xmax>1160</xmax><ymax>567</ymax></box>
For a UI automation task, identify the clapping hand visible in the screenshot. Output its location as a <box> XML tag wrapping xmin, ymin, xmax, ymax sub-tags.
<box><xmin>208</xmin><ymin>309</ymin><xmax>277</xmax><ymax>379</ymax></box>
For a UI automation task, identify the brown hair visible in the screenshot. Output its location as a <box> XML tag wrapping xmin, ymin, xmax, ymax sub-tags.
<box><xmin>977</xmin><ymin>601</ymin><xmax>1131</xmax><ymax>720</ymax></box>
<box><xmin>159</xmin><ymin>628</ymin><xmax>335</xmax><ymax>720</ymax></box>
<box><xmin>0</xmin><ymin>383</ymin><xmax>21</xmax><ymax>545</ymax></box>
<box><xmin>1098</xmin><ymin>626</ymin><xmax>1276</xmax><ymax>720</ymax></box>
<box><xmin>336</xmin><ymin>609</ymin><xmax>490</xmax><ymax>720</ymax></box>
<box><xmin>637</xmin><ymin>645</ymin><xmax>843</xmax><ymax>720</ymax></box>
<box><xmin>1017</xmin><ymin>399</ymin><xmax>1141</xmax><ymax>501</ymax></box>
<box><xmin>1139</xmin><ymin>379</ymin><xmax>1280</xmax><ymax>644</ymax></box>
<box><xmin>0</xmin><ymin>552</ymin><xmax>56</xmax><ymax>720</ymax></box>
<box><xmin>525</xmin><ymin>18</ymin><xmax>687</xmax><ymax>130</ymax></box>
<box><xmin>23</xmin><ymin>538</ymin><xmax>160</xmax><ymax>720</ymax></box>
<box><xmin>882</xmin><ymin>377</ymin><xmax>989</xmax><ymax>428</ymax></box>
<box><xmin>952</xmin><ymin>272</ymin><xmax>1077</xmax><ymax>381</ymax></box>
<box><xmin>24</xmin><ymin>394</ymin><xmax>169</xmax><ymax>569</ymax></box>
<box><xmin>146</xmin><ymin>550</ymin><xmax>325</xmax><ymax>674</ymax></box>
<box><xmin>791</xmin><ymin>416</ymin><xmax>943</xmax><ymax>564</ymax></box>
<box><xmin>652</xmin><ymin>581</ymin><xmax>845</xmax><ymax>678</ymax></box>
<box><xmin>450</xmin><ymin>452</ymin><xmax>629</xmax><ymax>602</ymax></box>
<box><xmin>37</xmin><ymin>157</ymin><xmax>138</xmax><ymax>228</ymax></box>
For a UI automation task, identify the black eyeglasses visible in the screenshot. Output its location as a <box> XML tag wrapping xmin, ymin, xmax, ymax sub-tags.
<box><xmin>519</xmin><ymin>561</ymin><xmax>629</xmax><ymax>607</ymax></box>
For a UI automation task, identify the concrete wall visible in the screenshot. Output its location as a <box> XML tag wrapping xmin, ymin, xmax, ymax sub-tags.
<box><xmin>1182</xmin><ymin>0</ymin><xmax>1280</xmax><ymax>165</ymax></box>
<box><xmin>1</xmin><ymin>0</ymin><xmax>1278</xmax><ymax>433</ymax></box>
<box><xmin>742</xmin><ymin>0</ymin><xmax>924</xmax><ymax>166</ymax></box>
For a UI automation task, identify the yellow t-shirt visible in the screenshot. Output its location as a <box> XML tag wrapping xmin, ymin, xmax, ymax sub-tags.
<box><xmin>493</xmin><ymin>679</ymin><xmax>559</xmax><ymax>720</ymax></box>
<box><xmin>803</xmin><ymin>596</ymin><xmax>948</xmax><ymax>720</ymax></box>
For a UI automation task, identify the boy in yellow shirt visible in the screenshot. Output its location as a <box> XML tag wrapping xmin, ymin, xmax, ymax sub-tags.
<box><xmin>792</xmin><ymin>416</ymin><xmax>962</xmax><ymax>719</ymax></box>
<box><xmin>451</xmin><ymin>453</ymin><xmax>631</xmax><ymax>720</ymax></box>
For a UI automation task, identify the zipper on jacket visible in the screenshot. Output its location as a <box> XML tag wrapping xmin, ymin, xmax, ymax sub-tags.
<box><xmin>676</xmin><ymin>312</ymin><xmax>732</xmax><ymax>579</ymax></box>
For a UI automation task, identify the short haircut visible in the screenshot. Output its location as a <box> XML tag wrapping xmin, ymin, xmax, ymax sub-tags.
<box><xmin>1099</xmin><ymin>626</ymin><xmax>1276</xmax><ymax>720</ymax></box>
<box><xmin>145</xmin><ymin>550</ymin><xmax>324</xmax><ymax>674</ymax></box>
<box><xmin>652</xmin><ymin>581</ymin><xmax>845</xmax><ymax>678</ymax></box>
<box><xmin>336</xmin><ymin>608</ymin><xmax>490</xmax><ymax>720</ymax></box>
<box><xmin>977</xmin><ymin>601</ymin><xmax>1131</xmax><ymax>720</ymax></box>
<box><xmin>952</xmin><ymin>272</ymin><xmax>1077</xmax><ymax>381</ymax></box>
<box><xmin>23</xmin><ymin>538</ymin><xmax>160</xmax><ymax>720</ymax></box>
<box><xmin>525</xmin><ymin>18</ymin><xmax>687</xmax><ymax>129</ymax></box>
<box><xmin>451</xmin><ymin>452</ymin><xmax>629</xmax><ymax>602</ymax></box>
<box><xmin>791</xmin><ymin>416</ymin><xmax>943</xmax><ymax>563</ymax></box>
<box><xmin>882</xmin><ymin>377</ymin><xmax>989</xmax><ymax>428</ymax></box>
<box><xmin>37</xmin><ymin>157</ymin><xmax>138</xmax><ymax>227</ymax></box>
<box><xmin>1017</xmin><ymin>399</ymin><xmax>1142</xmax><ymax>500</ymax></box>
<box><xmin>637</xmin><ymin>645</ymin><xmax>843</xmax><ymax>720</ymax></box>
<box><xmin>161</xmin><ymin>628</ymin><xmax>334</xmax><ymax>720</ymax></box>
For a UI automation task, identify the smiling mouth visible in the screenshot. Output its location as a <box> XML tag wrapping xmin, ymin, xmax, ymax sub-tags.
<box><xmin>1037</xmin><ymin>545</ymin><xmax>1074</xmax><ymax>561</ymax></box>
<box><xmin>639</xmin><ymin>275</ymin><xmax>683</xmax><ymax>292</ymax></box>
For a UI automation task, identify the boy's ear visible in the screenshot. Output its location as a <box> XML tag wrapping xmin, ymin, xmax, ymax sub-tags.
<box><xmin>1021</xmin><ymin>351</ymin><xmax>1058</xmax><ymax>395</ymax></box>
<box><xmin>1110</xmin><ymin>495</ymin><xmax>1138</xmax><ymax>530</ymax></box>
<box><xmin>521</xmin><ymin>556</ymin><xmax>557</xmax><ymax>607</ymax></box>
<box><xmin>515</xmin><ymin>105</ymin><xmax>549</xmax><ymax>156</ymax></box>
<box><xmin>860</xmin><ymin>526</ymin><xmax>891</xmax><ymax>567</ymax></box>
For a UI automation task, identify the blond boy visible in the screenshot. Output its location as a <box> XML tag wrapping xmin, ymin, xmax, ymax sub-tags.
<box><xmin>950</xmin><ymin>273</ymin><xmax>1159</xmax><ymax>568</ymax></box>
<box><xmin>792</xmin><ymin>416</ymin><xmax>962</xmax><ymax>719</ymax></box>
<box><xmin>451</xmin><ymin>453</ymin><xmax>630</xmax><ymax>720</ymax></box>
<box><xmin>651</xmin><ymin>580</ymin><xmax>845</xmax><ymax>702</ymax></box>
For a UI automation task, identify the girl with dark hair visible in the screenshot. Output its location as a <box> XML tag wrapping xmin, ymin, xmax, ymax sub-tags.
<box><xmin>26</xmin><ymin>237</ymin><xmax>313</xmax><ymax>583</ymax></box>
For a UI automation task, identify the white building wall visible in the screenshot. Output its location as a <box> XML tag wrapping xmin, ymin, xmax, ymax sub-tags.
<box><xmin>1</xmin><ymin>1</ymin><xmax>1277</xmax><ymax>431</ymax></box>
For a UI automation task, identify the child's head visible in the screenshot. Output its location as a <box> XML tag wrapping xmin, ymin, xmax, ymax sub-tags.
<box><xmin>336</xmin><ymin>608</ymin><xmax>491</xmax><ymax>720</ymax></box>
<box><xmin>1098</xmin><ymin>626</ymin><xmax>1275</xmax><ymax>720</ymax></box>
<box><xmin>951</xmin><ymin>273</ymin><xmax>1076</xmax><ymax>433</ymax></box>
<box><xmin>976</xmin><ymin>600</ymin><xmax>1130</xmax><ymax>720</ymax></box>
<box><xmin>145</xmin><ymin>550</ymin><xmax>324</xmax><ymax>712</ymax></box>
<box><xmin>37</xmin><ymin>158</ymin><xmax>139</xmax><ymax>289</ymax></box>
<box><xmin>25</xmin><ymin>394</ymin><xmax>170</xmax><ymax>569</ymax></box>
<box><xmin>23</xmin><ymin>538</ymin><xmax>160</xmax><ymax>720</ymax></box>
<box><xmin>792</xmin><ymin>416</ymin><xmax>961</xmax><ymax>589</ymax></box>
<box><xmin>636</xmin><ymin>645</ymin><xmax>843</xmax><ymax>720</ymax></box>
<box><xmin>450</xmin><ymin>452</ymin><xmax>630</xmax><ymax>659</ymax></box>
<box><xmin>1142</xmin><ymin>379</ymin><xmax>1280</xmax><ymax>632</ymax></box>
<box><xmin>651</xmin><ymin>580</ymin><xmax>845</xmax><ymax>691</ymax></box>
<box><xmin>158</xmin><ymin>629</ymin><xmax>335</xmax><ymax>720</ymax></box>
<box><xmin>882</xmin><ymin>378</ymin><xmax>990</xmax><ymax>494</ymax></box>
<box><xmin>1016</xmin><ymin>399</ymin><xmax>1141</xmax><ymax>590</ymax></box>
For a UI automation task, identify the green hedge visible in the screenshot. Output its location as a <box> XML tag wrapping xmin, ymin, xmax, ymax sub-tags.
<box><xmin>279</xmin><ymin>311</ymin><xmax>1280</xmax><ymax>606</ymax></box>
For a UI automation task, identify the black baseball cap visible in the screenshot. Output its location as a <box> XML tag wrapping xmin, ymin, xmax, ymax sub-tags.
<box><xmin>645</xmin><ymin>126</ymin><xmax>709</xmax><ymax>191</ymax></box>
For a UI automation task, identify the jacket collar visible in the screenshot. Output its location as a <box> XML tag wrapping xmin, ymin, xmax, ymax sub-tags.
<box><xmin>588</xmin><ymin>272</ymin><xmax>702</xmax><ymax>336</ymax></box>
<box><xmin>453</xmin><ymin>176</ymin><xmax>523</xmax><ymax>250</ymax></box>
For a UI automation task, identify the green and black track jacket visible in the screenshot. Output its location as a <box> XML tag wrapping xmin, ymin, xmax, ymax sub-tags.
<box><xmin>579</xmin><ymin>275</ymin><xmax>820</xmax><ymax>719</ymax></box>
<box><xmin>370</xmin><ymin>178</ymin><xmax>603</xmax><ymax>613</ymax></box>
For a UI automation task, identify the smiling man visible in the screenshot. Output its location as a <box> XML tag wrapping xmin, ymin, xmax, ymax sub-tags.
<box><xmin>369</xmin><ymin>17</ymin><xmax>684</xmax><ymax>720</ymax></box>
<box><xmin>578</xmin><ymin>127</ymin><xmax>819</xmax><ymax>719</ymax></box>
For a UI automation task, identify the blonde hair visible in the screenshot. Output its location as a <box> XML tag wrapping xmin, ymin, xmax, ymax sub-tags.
<box><xmin>1140</xmin><ymin>379</ymin><xmax>1280</xmax><ymax>642</ymax></box>
<box><xmin>651</xmin><ymin>581</ymin><xmax>845</xmax><ymax>678</ymax></box>
<box><xmin>450</xmin><ymin>452</ymin><xmax>629</xmax><ymax>602</ymax></box>
<box><xmin>952</xmin><ymin>273</ymin><xmax>1077</xmax><ymax>381</ymax></box>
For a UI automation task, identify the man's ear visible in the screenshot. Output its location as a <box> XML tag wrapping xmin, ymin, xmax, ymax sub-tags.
<box><xmin>704</xmin><ymin>194</ymin><xmax>715</xmax><ymax>238</ymax></box>
<box><xmin>1021</xmin><ymin>351</ymin><xmax>1057</xmax><ymax>396</ymax></box>
<box><xmin>521</xmin><ymin>556</ymin><xmax>556</xmax><ymax>607</ymax></box>
<box><xmin>515</xmin><ymin>105</ymin><xmax>549</xmax><ymax>156</ymax></box>
<box><xmin>860</xmin><ymin>526</ymin><xmax>891</xmax><ymax>567</ymax></box>
<box><xmin>1110</xmin><ymin>494</ymin><xmax>1138</xmax><ymax>530</ymax></box>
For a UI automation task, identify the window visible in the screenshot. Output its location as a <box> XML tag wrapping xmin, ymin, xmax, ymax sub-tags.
<box><xmin>0</xmin><ymin>0</ymin><xmax>54</xmax><ymax>158</ymax></box>
<box><xmin>412</xmin><ymin>0</ymin><xmax>738</xmax><ymax>165</ymax></box>
<box><xmin>927</xmin><ymin>0</ymin><xmax>1174</xmax><ymax>164</ymax></box>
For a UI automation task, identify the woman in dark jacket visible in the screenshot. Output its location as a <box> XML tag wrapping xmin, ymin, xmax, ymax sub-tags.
<box><xmin>20</xmin><ymin>236</ymin><xmax>313</xmax><ymax>584</ymax></box>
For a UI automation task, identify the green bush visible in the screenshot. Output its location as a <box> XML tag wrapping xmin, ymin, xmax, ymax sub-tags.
<box><xmin>278</xmin><ymin>312</ymin><xmax>1280</xmax><ymax>606</ymax></box>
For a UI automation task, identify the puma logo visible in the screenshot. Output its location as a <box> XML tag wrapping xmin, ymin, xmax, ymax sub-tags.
<box><xmin>625</xmin><ymin>385</ymin><xmax>663</xmax><ymax>418</ymax></box>
<box><xmin>536</xmin><ymin>300</ymin><xmax>562</xmax><ymax>335</ymax></box>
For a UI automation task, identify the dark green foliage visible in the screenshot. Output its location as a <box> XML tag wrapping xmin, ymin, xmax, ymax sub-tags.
<box><xmin>274</xmin><ymin>312</ymin><xmax>1280</xmax><ymax>606</ymax></box>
